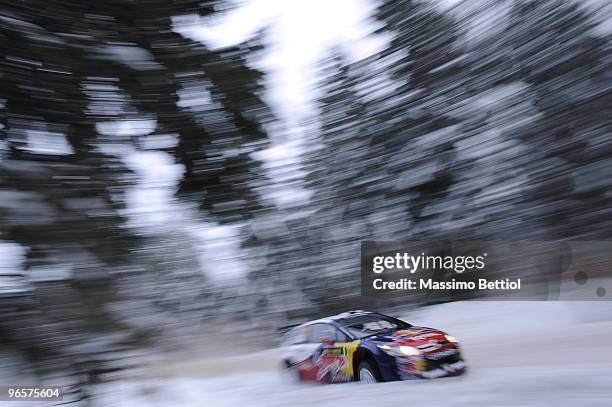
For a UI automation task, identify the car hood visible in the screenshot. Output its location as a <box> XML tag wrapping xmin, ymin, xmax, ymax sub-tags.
<box><xmin>362</xmin><ymin>326</ymin><xmax>451</xmax><ymax>348</ymax></box>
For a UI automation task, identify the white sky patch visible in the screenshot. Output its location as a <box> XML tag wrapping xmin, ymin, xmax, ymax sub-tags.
<box><xmin>173</xmin><ymin>0</ymin><xmax>385</xmax><ymax>124</ymax></box>
<box><xmin>122</xmin><ymin>149</ymin><xmax>185</xmax><ymax>227</ymax></box>
<box><xmin>96</xmin><ymin>119</ymin><xmax>157</xmax><ymax>137</ymax></box>
<box><xmin>173</xmin><ymin>0</ymin><xmax>387</xmax><ymax>208</ymax></box>
<box><xmin>25</xmin><ymin>129</ymin><xmax>74</xmax><ymax>155</ymax></box>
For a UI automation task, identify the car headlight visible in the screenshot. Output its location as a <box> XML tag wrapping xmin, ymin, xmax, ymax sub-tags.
<box><xmin>445</xmin><ymin>334</ymin><xmax>458</xmax><ymax>343</ymax></box>
<box><xmin>399</xmin><ymin>346</ymin><xmax>421</xmax><ymax>356</ymax></box>
<box><xmin>379</xmin><ymin>345</ymin><xmax>421</xmax><ymax>356</ymax></box>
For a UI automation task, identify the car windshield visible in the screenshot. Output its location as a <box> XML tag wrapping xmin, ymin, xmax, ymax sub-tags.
<box><xmin>337</xmin><ymin>314</ymin><xmax>412</xmax><ymax>339</ymax></box>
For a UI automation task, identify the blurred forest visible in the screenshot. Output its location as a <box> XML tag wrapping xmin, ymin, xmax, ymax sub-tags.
<box><xmin>0</xmin><ymin>0</ymin><xmax>611</xmax><ymax>401</ymax></box>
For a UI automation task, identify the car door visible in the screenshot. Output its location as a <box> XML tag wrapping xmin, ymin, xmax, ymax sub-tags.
<box><xmin>280</xmin><ymin>325</ymin><xmax>319</xmax><ymax>367</ymax></box>
<box><xmin>309</xmin><ymin>323</ymin><xmax>351</xmax><ymax>383</ymax></box>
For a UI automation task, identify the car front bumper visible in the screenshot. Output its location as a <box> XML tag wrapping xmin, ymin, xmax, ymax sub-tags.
<box><xmin>394</xmin><ymin>347</ymin><xmax>466</xmax><ymax>380</ymax></box>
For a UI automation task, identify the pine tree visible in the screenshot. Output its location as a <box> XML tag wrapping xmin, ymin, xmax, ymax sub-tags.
<box><xmin>503</xmin><ymin>0</ymin><xmax>612</xmax><ymax>239</ymax></box>
<box><xmin>0</xmin><ymin>0</ymin><xmax>272</xmax><ymax>398</ymax></box>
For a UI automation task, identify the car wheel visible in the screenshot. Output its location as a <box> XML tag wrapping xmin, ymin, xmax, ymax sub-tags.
<box><xmin>357</xmin><ymin>361</ymin><xmax>380</xmax><ymax>383</ymax></box>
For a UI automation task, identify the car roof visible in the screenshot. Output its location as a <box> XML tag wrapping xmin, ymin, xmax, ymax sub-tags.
<box><xmin>301</xmin><ymin>310</ymin><xmax>375</xmax><ymax>326</ymax></box>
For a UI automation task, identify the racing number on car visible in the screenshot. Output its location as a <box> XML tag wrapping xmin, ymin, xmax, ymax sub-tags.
<box><xmin>317</xmin><ymin>345</ymin><xmax>350</xmax><ymax>382</ymax></box>
<box><xmin>323</xmin><ymin>346</ymin><xmax>344</xmax><ymax>355</ymax></box>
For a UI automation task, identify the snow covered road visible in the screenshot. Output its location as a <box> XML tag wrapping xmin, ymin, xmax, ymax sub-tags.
<box><xmin>93</xmin><ymin>365</ymin><xmax>612</xmax><ymax>407</ymax></box>
<box><xmin>88</xmin><ymin>302</ymin><xmax>612</xmax><ymax>407</ymax></box>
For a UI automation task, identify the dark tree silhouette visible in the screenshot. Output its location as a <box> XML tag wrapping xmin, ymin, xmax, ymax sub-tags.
<box><xmin>0</xmin><ymin>0</ymin><xmax>272</xmax><ymax>401</ymax></box>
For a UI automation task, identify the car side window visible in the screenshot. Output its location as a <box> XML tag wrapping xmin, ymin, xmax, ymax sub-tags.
<box><xmin>336</xmin><ymin>329</ymin><xmax>349</xmax><ymax>343</ymax></box>
<box><xmin>309</xmin><ymin>323</ymin><xmax>338</xmax><ymax>343</ymax></box>
<box><xmin>283</xmin><ymin>326</ymin><xmax>308</xmax><ymax>345</ymax></box>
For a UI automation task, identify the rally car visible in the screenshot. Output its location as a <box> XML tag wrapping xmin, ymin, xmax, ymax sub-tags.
<box><xmin>280</xmin><ymin>310</ymin><xmax>465</xmax><ymax>383</ymax></box>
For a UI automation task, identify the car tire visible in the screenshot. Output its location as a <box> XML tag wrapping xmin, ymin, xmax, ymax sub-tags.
<box><xmin>357</xmin><ymin>360</ymin><xmax>380</xmax><ymax>383</ymax></box>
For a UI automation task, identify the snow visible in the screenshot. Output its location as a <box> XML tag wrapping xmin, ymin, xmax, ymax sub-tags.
<box><xmin>99</xmin><ymin>45</ymin><xmax>164</xmax><ymax>71</ymax></box>
<box><xmin>0</xmin><ymin>241</ymin><xmax>26</xmax><ymax>274</ymax></box>
<box><xmin>2</xmin><ymin>302</ymin><xmax>611</xmax><ymax>406</ymax></box>
<box><xmin>85</xmin><ymin>301</ymin><xmax>612</xmax><ymax>406</ymax></box>
<box><xmin>91</xmin><ymin>366</ymin><xmax>612</xmax><ymax>407</ymax></box>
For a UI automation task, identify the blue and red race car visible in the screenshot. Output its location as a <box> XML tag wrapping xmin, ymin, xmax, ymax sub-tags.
<box><xmin>280</xmin><ymin>310</ymin><xmax>465</xmax><ymax>383</ymax></box>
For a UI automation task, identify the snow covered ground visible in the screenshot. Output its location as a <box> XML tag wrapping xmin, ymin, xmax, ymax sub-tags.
<box><xmin>92</xmin><ymin>365</ymin><xmax>611</xmax><ymax>407</ymax></box>
<box><xmin>92</xmin><ymin>301</ymin><xmax>612</xmax><ymax>407</ymax></box>
<box><xmin>5</xmin><ymin>301</ymin><xmax>612</xmax><ymax>406</ymax></box>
